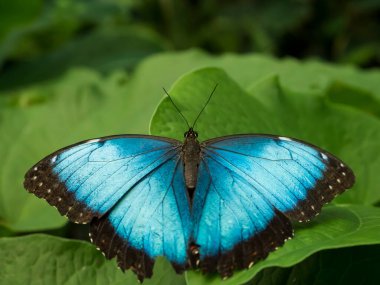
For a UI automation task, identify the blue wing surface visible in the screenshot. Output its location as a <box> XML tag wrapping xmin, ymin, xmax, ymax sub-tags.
<box><xmin>190</xmin><ymin>135</ymin><xmax>354</xmax><ymax>277</ymax></box>
<box><xmin>90</xmin><ymin>156</ymin><xmax>192</xmax><ymax>280</ymax></box>
<box><xmin>190</xmin><ymin>157</ymin><xmax>292</xmax><ymax>277</ymax></box>
<box><xmin>24</xmin><ymin>135</ymin><xmax>181</xmax><ymax>223</ymax></box>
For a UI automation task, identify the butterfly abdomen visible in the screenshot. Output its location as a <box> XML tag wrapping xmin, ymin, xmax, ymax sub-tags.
<box><xmin>182</xmin><ymin>135</ymin><xmax>201</xmax><ymax>199</ymax></box>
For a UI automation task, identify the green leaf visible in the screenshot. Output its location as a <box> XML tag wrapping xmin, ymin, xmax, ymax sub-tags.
<box><xmin>185</xmin><ymin>205</ymin><xmax>380</xmax><ymax>285</ymax></box>
<box><xmin>250</xmin><ymin>245</ymin><xmax>380</xmax><ymax>285</ymax></box>
<box><xmin>151</xmin><ymin>67</ymin><xmax>380</xmax><ymax>205</ymax></box>
<box><xmin>327</xmin><ymin>81</ymin><xmax>380</xmax><ymax>118</ymax></box>
<box><xmin>0</xmin><ymin>234</ymin><xmax>185</xmax><ymax>285</ymax></box>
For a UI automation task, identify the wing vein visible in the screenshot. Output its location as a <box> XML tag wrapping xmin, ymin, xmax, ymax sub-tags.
<box><xmin>95</xmin><ymin>148</ymin><xmax>180</xmax><ymax>213</ymax></box>
<box><xmin>204</xmin><ymin>149</ymin><xmax>287</xmax><ymax>210</ymax></box>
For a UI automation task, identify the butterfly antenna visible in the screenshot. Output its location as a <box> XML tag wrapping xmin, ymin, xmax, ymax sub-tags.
<box><xmin>163</xmin><ymin>88</ymin><xmax>191</xmax><ymax>129</ymax></box>
<box><xmin>192</xmin><ymin>83</ymin><xmax>218</xmax><ymax>128</ymax></box>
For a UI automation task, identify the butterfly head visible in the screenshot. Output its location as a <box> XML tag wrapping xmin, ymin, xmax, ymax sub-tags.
<box><xmin>184</xmin><ymin>128</ymin><xmax>198</xmax><ymax>139</ymax></box>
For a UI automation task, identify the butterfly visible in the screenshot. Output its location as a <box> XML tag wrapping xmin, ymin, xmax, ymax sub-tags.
<box><xmin>24</xmin><ymin>86</ymin><xmax>355</xmax><ymax>282</ymax></box>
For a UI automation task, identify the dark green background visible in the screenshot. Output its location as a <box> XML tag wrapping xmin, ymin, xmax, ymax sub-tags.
<box><xmin>1</xmin><ymin>1</ymin><xmax>379</xmax><ymax>285</ymax></box>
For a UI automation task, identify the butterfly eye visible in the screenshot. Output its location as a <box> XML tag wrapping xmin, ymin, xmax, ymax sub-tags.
<box><xmin>184</xmin><ymin>131</ymin><xmax>188</xmax><ymax>138</ymax></box>
<box><xmin>195</xmin><ymin>132</ymin><xmax>198</xmax><ymax>138</ymax></box>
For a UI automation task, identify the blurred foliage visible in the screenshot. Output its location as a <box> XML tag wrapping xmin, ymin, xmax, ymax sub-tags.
<box><xmin>1</xmin><ymin>0</ymin><xmax>379</xmax><ymax>91</ymax></box>
<box><xmin>0</xmin><ymin>0</ymin><xmax>166</xmax><ymax>90</ymax></box>
<box><xmin>0</xmin><ymin>0</ymin><xmax>379</xmax><ymax>284</ymax></box>
<box><xmin>138</xmin><ymin>0</ymin><xmax>380</xmax><ymax>67</ymax></box>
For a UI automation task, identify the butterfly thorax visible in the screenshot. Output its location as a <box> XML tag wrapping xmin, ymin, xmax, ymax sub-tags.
<box><xmin>182</xmin><ymin>128</ymin><xmax>201</xmax><ymax>200</ymax></box>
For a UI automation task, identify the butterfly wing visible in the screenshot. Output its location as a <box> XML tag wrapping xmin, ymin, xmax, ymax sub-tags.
<box><xmin>24</xmin><ymin>135</ymin><xmax>192</xmax><ymax>281</ymax></box>
<box><xmin>191</xmin><ymin>134</ymin><xmax>354</xmax><ymax>277</ymax></box>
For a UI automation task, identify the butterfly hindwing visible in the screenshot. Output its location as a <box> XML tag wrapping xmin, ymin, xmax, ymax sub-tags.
<box><xmin>191</xmin><ymin>134</ymin><xmax>354</xmax><ymax>276</ymax></box>
<box><xmin>24</xmin><ymin>135</ymin><xmax>192</xmax><ymax>281</ymax></box>
<box><xmin>90</xmin><ymin>156</ymin><xmax>192</xmax><ymax>281</ymax></box>
<box><xmin>190</xmin><ymin>157</ymin><xmax>293</xmax><ymax>278</ymax></box>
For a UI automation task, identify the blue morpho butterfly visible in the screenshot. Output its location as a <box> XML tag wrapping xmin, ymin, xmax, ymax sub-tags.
<box><xmin>24</xmin><ymin>85</ymin><xmax>355</xmax><ymax>282</ymax></box>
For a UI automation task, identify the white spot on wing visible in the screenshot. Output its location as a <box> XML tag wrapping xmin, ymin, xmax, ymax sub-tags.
<box><xmin>51</xmin><ymin>156</ymin><xmax>57</xmax><ymax>163</ymax></box>
<box><xmin>321</xmin><ymin>153</ymin><xmax>328</xmax><ymax>160</ymax></box>
<box><xmin>279</xmin><ymin>137</ymin><xmax>292</xmax><ymax>141</ymax></box>
<box><xmin>87</xmin><ymin>139</ymin><xmax>100</xmax><ymax>144</ymax></box>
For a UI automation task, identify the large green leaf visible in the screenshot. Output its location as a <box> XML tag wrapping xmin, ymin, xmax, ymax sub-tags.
<box><xmin>151</xmin><ymin>67</ymin><xmax>380</xmax><ymax>205</ymax></box>
<box><xmin>0</xmin><ymin>234</ymin><xmax>185</xmax><ymax>285</ymax></box>
<box><xmin>250</xmin><ymin>245</ymin><xmax>380</xmax><ymax>285</ymax></box>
